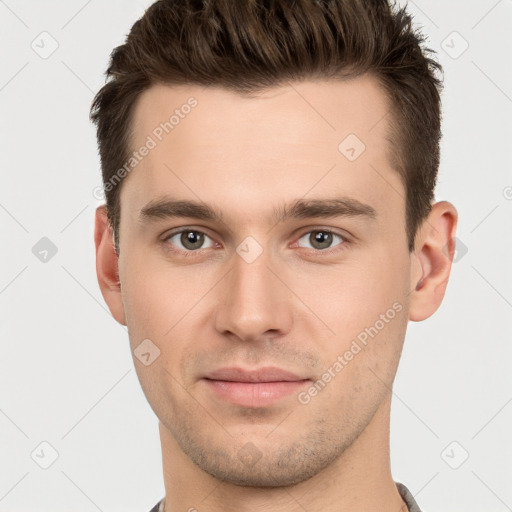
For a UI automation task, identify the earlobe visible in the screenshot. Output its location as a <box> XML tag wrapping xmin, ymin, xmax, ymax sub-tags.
<box><xmin>408</xmin><ymin>201</ymin><xmax>458</xmax><ymax>322</ymax></box>
<box><xmin>94</xmin><ymin>205</ymin><xmax>126</xmax><ymax>325</ymax></box>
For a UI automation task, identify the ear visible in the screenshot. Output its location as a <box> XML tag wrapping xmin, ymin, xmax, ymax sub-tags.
<box><xmin>408</xmin><ymin>201</ymin><xmax>458</xmax><ymax>322</ymax></box>
<box><xmin>94</xmin><ymin>205</ymin><xmax>126</xmax><ymax>325</ymax></box>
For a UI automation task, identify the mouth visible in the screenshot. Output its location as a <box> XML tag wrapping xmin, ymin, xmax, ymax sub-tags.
<box><xmin>202</xmin><ymin>366</ymin><xmax>311</xmax><ymax>408</ymax></box>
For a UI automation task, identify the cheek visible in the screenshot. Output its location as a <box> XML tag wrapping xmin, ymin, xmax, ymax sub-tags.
<box><xmin>119</xmin><ymin>258</ymin><xmax>165</xmax><ymax>349</ymax></box>
<box><xmin>119</xmin><ymin>257</ymin><xmax>199</xmax><ymax>410</ymax></box>
<box><xmin>119</xmin><ymin>254</ymin><xmax>211</xmax><ymax>351</ymax></box>
<box><xmin>295</xmin><ymin>247</ymin><xmax>409</xmax><ymax>365</ymax></box>
<box><xmin>301</xmin><ymin>256</ymin><xmax>404</xmax><ymax>328</ymax></box>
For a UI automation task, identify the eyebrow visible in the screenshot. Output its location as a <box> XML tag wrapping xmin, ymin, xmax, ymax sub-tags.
<box><xmin>138</xmin><ymin>196</ymin><xmax>377</xmax><ymax>225</ymax></box>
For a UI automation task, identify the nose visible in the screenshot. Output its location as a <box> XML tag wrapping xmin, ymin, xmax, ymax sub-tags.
<box><xmin>214</xmin><ymin>246</ymin><xmax>293</xmax><ymax>343</ymax></box>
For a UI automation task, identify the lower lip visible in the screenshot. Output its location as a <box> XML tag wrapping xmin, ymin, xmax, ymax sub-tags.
<box><xmin>203</xmin><ymin>379</ymin><xmax>310</xmax><ymax>408</ymax></box>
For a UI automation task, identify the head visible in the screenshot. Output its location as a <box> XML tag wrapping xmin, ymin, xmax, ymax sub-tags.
<box><xmin>93</xmin><ymin>0</ymin><xmax>457</xmax><ymax>488</ymax></box>
<box><xmin>92</xmin><ymin>0</ymin><xmax>443</xmax><ymax>256</ymax></box>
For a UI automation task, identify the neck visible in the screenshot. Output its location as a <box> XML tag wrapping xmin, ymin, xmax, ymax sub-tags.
<box><xmin>158</xmin><ymin>394</ymin><xmax>407</xmax><ymax>512</ymax></box>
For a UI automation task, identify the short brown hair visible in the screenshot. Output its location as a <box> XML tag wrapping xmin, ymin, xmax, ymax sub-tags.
<box><xmin>90</xmin><ymin>0</ymin><xmax>443</xmax><ymax>253</ymax></box>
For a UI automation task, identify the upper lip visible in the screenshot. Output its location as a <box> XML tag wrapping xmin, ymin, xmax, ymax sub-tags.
<box><xmin>204</xmin><ymin>367</ymin><xmax>308</xmax><ymax>383</ymax></box>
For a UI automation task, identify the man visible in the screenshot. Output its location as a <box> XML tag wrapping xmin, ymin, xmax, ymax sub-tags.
<box><xmin>91</xmin><ymin>1</ymin><xmax>458</xmax><ymax>510</ymax></box>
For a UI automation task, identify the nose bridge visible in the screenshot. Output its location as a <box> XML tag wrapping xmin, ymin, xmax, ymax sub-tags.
<box><xmin>214</xmin><ymin>243</ymin><xmax>292</xmax><ymax>341</ymax></box>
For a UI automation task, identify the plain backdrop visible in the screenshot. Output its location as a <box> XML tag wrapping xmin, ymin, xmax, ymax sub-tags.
<box><xmin>1</xmin><ymin>1</ymin><xmax>511</xmax><ymax>511</ymax></box>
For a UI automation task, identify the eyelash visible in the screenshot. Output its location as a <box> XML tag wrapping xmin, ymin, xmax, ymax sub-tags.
<box><xmin>161</xmin><ymin>227</ymin><xmax>350</xmax><ymax>258</ymax></box>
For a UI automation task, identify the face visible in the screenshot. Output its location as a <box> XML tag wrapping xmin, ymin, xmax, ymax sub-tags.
<box><xmin>112</xmin><ymin>76</ymin><xmax>416</xmax><ymax>486</ymax></box>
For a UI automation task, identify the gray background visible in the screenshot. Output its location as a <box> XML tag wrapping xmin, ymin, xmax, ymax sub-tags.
<box><xmin>1</xmin><ymin>0</ymin><xmax>511</xmax><ymax>510</ymax></box>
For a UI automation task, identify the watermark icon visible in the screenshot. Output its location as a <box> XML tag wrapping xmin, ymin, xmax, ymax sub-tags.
<box><xmin>237</xmin><ymin>441</ymin><xmax>263</xmax><ymax>467</ymax></box>
<box><xmin>31</xmin><ymin>441</ymin><xmax>59</xmax><ymax>469</ymax></box>
<box><xmin>298</xmin><ymin>301</ymin><xmax>403</xmax><ymax>405</ymax></box>
<box><xmin>236</xmin><ymin>236</ymin><xmax>264</xmax><ymax>264</ymax></box>
<box><xmin>440</xmin><ymin>440</ymin><xmax>469</xmax><ymax>469</ymax></box>
<box><xmin>338</xmin><ymin>133</ymin><xmax>366</xmax><ymax>161</ymax></box>
<box><xmin>134</xmin><ymin>338</ymin><xmax>161</xmax><ymax>366</ymax></box>
<box><xmin>32</xmin><ymin>237</ymin><xmax>58</xmax><ymax>263</ymax></box>
<box><xmin>442</xmin><ymin>236</ymin><xmax>468</xmax><ymax>263</ymax></box>
<box><xmin>503</xmin><ymin>186</ymin><xmax>512</xmax><ymax>200</ymax></box>
<box><xmin>441</xmin><ymin>31</ymin><xmax>469</xmax><ymax>60</ymax></box>
<box><xmin>31</xmin><ymin>31</ymin><xmax>59</xmax><ymax>59</ymax></box>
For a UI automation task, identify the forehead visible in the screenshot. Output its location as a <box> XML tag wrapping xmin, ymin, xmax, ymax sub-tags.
<box><xmin>121</xmin><ymin>76</ymin><xmax>403</xmax><ymax>228</ymax></box>
<box><xmin>131</xmin><ymin>75</ymin><xmax>391</xmax><ymax>152</ymax></box>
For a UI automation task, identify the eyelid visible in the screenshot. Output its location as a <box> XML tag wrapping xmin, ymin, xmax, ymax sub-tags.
<box><xmin>294</xmin><ymin>226</ymin><xmax>351</xmax><ymax>241</ymax></box>
<box><xmin>162</xmin><ymin>225</ymin><xmax>215</xmax><ymax>241</ymax></box>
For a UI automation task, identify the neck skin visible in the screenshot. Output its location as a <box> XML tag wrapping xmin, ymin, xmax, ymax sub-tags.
<box><xmin>158</xmin><ymin>394</ymin><xmax>408</xmax><ymax>512</ymax></box>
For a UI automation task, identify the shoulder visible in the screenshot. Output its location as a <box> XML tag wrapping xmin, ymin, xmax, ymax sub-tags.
<box><xmin>147</xmin><ymin>497</ymin><xmax>165</xmax><ymax>512</ymax></box>
<box><xmin>396</xmin><ymin>482</ymin><xmax>422</xmax><ymax>512</ymax></box>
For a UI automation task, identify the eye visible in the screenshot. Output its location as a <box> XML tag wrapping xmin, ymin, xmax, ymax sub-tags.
<box><xmin>296</xmin><ymin>230</ymin><xmax>345</xmax><ymax>251</ymax></box>
<box><xmin>164</xmin><ymin>229</ymin><xmax>216</xmax><ymax>252</ymax></box>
